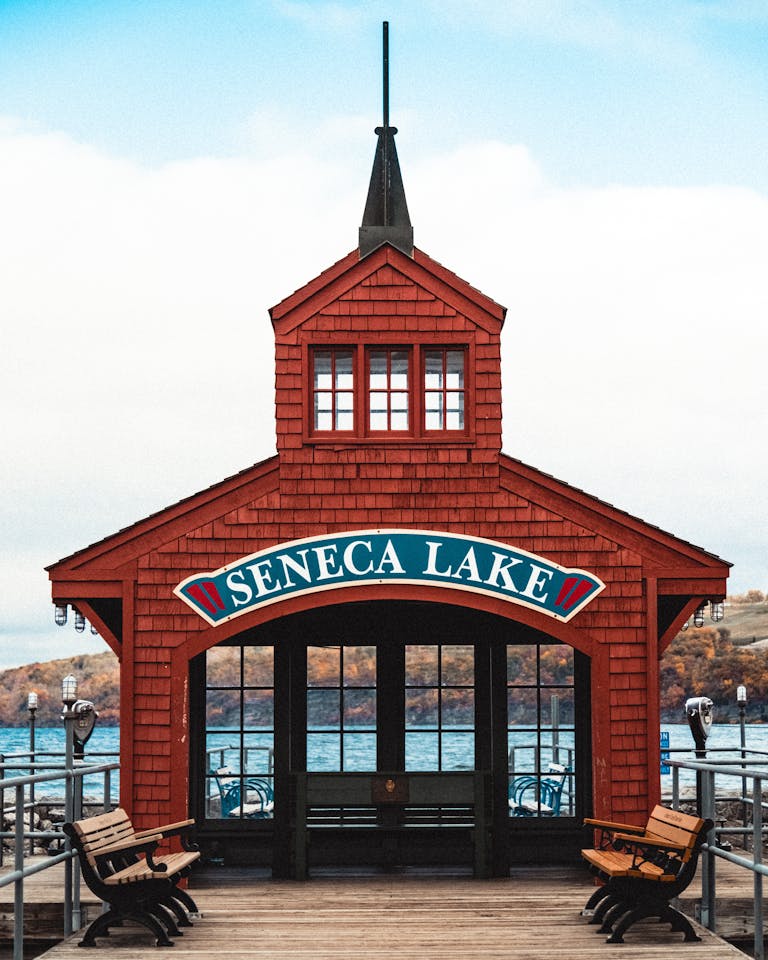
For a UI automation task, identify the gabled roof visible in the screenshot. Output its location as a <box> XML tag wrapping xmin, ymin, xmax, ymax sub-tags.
<box><xmin>47</xmin><ymin>456</ymin><xmax>279</xmax><ymax>576</ymax></box>
<box><xmin>269</xmin><ymin>243</ymin><xmax>506</xmax><ymax>336</ymax></box>
<box><xmin>500</xmin><ymin>453</ymin><xmax>730</xmax><ymax>578</ymax></box>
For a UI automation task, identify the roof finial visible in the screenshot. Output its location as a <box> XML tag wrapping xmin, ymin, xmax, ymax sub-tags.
<box><xmin>359</xmin><ymin>21</ymin><xmax>413</xmax><ymax>259</ymax></box>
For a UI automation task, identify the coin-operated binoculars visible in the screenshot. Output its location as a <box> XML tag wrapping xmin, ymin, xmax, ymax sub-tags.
<box><xmin>71</xmin><ymin>699</ymin><xmax>99</xmax><ymax>761</ymax></box>
<box><xmin>685</xmin><ymin>696</ymin><xmax>713</xmax><ymax>759</ymax></box>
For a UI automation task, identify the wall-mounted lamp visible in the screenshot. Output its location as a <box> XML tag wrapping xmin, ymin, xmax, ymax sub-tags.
<box><xmin>74</xmin><ymin>609</ymin><xmax>86</xmax><ymax>633</ymax></box>
<box><xmin>711</xmin><ymin>601</ymin><xmax>725</xmax><ymax>623</ymax></box>
<box><xmin>693</xmin><ymin>604</ymin><xmax>707</xmax><ymax>628</ymax></box>
<box><xmin>54</xmin><ymin>604</ymin><xmax>68</xmax><ymax>626</ymax></box>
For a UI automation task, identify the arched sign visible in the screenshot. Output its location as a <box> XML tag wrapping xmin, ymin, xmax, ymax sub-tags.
<box><xmin>174</xmin><ymin>529</ymin><xmax>605</xmax><ymax>627</ymax></box>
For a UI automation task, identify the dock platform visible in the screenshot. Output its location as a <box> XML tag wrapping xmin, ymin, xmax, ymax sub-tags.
<box><xmin>6</xmin><ymin>862</ymin><xmax>748</xmax><ymax>959</ymax></box>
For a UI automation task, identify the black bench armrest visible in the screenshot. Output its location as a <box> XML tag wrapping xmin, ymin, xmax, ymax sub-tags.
<box><xmin>133</xmin><ymin>819</ymin><xmax>198</xmax><ymax>851</ymax></box>
<box><xmin>95</xmin><ymin>834</ymin><xmax>168</xmax><ymax>873</ymax></box>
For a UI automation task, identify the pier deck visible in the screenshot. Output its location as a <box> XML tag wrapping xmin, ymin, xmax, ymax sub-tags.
<box><xmin>8</xmin><ymin>863</ymin><xmax>748</xmax><ymax>959</ymax></box>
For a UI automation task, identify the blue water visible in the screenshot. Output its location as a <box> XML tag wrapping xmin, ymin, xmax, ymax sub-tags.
<box><xmin>2</xmin><ymin>723</ymin><xmax>764</xmax><ymax>799</ymax></box>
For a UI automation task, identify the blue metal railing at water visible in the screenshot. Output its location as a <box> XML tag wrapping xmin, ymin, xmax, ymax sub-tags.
<box><xmin>0</xmin><ymin>760</ymin><xmax>118</xmax><ymax>960</ymax></box>
<box><xmin>667</xmin><ymin>752</ymin><xmax>768</xmax><ymax>960</ymax></box>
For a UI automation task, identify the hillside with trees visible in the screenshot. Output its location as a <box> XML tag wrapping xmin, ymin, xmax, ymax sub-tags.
<box><xmin>0</xmin><ymin>652</ymin><xmax>119</xmax><ymax>726</ymax></box>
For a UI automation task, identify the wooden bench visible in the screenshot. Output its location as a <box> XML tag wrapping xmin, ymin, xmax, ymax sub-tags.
<box><xmin>63</xmin><ymin>808</ymin><xmax>201</xmax><ymax>947</ymax></box>
<box><xmin>580</xmin><ymin>804</ymin><xmax>713</xmax><ymax>944</ymax></box>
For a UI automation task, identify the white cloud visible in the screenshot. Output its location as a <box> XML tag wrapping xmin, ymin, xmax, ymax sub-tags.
<box><xmin>1</xmin><ymin>121</ymin><xmax>766</xmax><ymax>669</ymax></box>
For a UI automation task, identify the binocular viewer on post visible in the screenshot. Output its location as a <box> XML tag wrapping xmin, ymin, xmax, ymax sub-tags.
<box><xmin>71</xmin><ymin>699</ymin><xmax>98</xmax><ymax>758</ymax></box>
<box><xmin>685</xmin><ymin>696</ymin><xmax>713</xmax><ymax>756</ymax></box>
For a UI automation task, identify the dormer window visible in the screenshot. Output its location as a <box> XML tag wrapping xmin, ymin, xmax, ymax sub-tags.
<box><xmin>313</xmin><ymin>349</ymin><xmax>354</xmax><ymax>432</ymax></box>
<box><xmin>369</xmin><ymin>348</ymin><xmax>409</xmax><ymax>431</ymax></box>
<box><xmin>308</xmin><ymin>342</ymin><xmax>469</xmax><ymax>441</ymax></box>
<box><xmin>424</xmin><ymin>348</ymin><xmax>465</xmax><ymax>431</ymax></box>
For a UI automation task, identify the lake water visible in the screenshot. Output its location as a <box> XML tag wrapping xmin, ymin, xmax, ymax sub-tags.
<box><xmin>2</xmin><ymin>722</ymin><xmax>765</xmax><ymax>800</ymax></box>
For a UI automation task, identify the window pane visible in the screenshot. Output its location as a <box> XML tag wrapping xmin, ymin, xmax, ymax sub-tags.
<box><xmin>369</xmin><ymin>391</ymin><xmax>388</xmax><ymax>412</ymax></box>
<box><xmin>406</xmin><ymin>688</ymin><xmax>438</xmax><ymax>727</ymax></box>
<box><xmin>425</xmin><ymin>407</ymin><xmax>442</xmax><ymax>430</ymax></box>
<box><xmin>442</xmin><ymin>689</ymin><xmax>474</xmax><ymax>727</ymax></box>
<box><xmin>343</xmin><ymin>733</ymin><xmax>376</xmax><ymax>771</ymax></box>
<box><xmin>390</xmin><ymin>351</ymin><xmax>409</xmax><ymax>389</ymax></box>
<box><xmin>507</xmin><ymin>735</ymin><xmax>537</xmax><ymax>774</ymax></box>
<box><xmin>307</xmin><ymin>733</ymin><xmax>340</xmax><ymax>771</ymax></box>
<box><xmin>307</xmin><ymin>688</ymin><xmax>340</xmax><ymax>728</ymax></box>
<box><xmin>540</xmin><ymin>688</ymin><xmax>575</xmax><ymax>727</ymax></box>
<box><xmin>344</xmin><ymin>646</ymin><xmax>376</xmax><ymax>686</ymax></box>
<box><xmin>441</xmin><ymin>645</ymin><xmax>473</xmax><ymax>686</ymax></box>
<box><xmin>442</xmin><ymin>732</ymin><xmax>474</xmax><ymax>770</ymax></box>
<box><xmin>206</xmin><ymin>646</ymin><xmax>240</xmax><ymax>687</ymax></box>
<box><xmin>344</xmin><ymin>689</ymin><xmax>376</xmax><ymax>729</ymax></box>
<box><xmin>314</xmin><ymin>351</ymin><xmax>332</xmax><ymax>388</ymax></box>
<box><xmin>508</xmin><ymin>689</ymin><xmax>537</xmax><ymax>725</ymax></box>
<box><xmin>406</xmin><ymin>731</ymin><xmax>438</xmax><ymax>771</ymax></box>
<box><xmin>243</xmin><ymin>690</ymin><xmax>274</xmax><ymax>728</ymax></box>
<box><xmin>370</xmin><ymin>411</ymin><xmax>388</xmax><ymax>430</ymax></box>
<box><xmin>336</xmin><ymin>409</ymin><xmax>354</xmax><ymax>430</ymax></box>
<box><xmin>406</xmin><ymin>645</ymin><xmax>438</xmax><ymax>686</ymax></box>
<box><xmin>243</xmin><ymin>734</ymin><xmax>274</xmax><ymax>774</ymax></box>
<box><xmin>335</xmin><ymin>351</ymin><xmax>353</xmax><ymax>388</ymax></box>
<box><xmin>507</xmin><ymin>645</ymin><xmax>537</xmax><ymax>685</ymax></box>
<box><xmin>390</xmin><ymin>408</ymin><xmax>409</xmax><ymax>430</ymax></box>
<box><xmin>445</xmin><ymin>350</ymin><xmax>465</xmax><ymax>387</ymax></box>
<box><xmin>207</xmin><ymin>688</ymin><xmax>240</xmax><ymax>728</ymax></box>
<box><xmin>307</xmin><ymin>646</ymin><xmax>340</xmax><ymax>686</ymax></box>
<box><xmin>539</xmin><ymin>645</ymin><xmax>574</xmax><ymax>686</ymax></box>
<box><xmin>243</xmin><ymin>646</ymin><xmax>273</xmax><ymax>687</ymax></box>
<box><xmin>315</xmin><ymin>408</ymin><xmax>332</xmax><ymax>431</ymax></box>
<box><xmin>424</xmin><ymin>352</ymin><xmax>443</xmax><ymax>389</ymax></box>
<box><xmin>446</xmin><ymin>392</ymin><xmax>464</xmax><ymax>429</ymax></box>
<box><xmin>369</xmin><ymin>351</ymin><xmax>388</xmax><ymax>388</ymax></box>
<box><xmin>206</xmin><ymin>733</ymin><xmax>239</xmax><ymax>774</ymax></box>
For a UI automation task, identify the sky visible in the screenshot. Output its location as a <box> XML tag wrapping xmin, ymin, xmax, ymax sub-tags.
<box><xmin>1</xmin><ymin>0</ymin><xmax>767</xmax><ymax>673</ymax></box>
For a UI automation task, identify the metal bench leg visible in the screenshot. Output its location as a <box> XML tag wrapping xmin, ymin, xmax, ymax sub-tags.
<box><xmin>160</xmin><ymin>895</ymin><xmax>193</xmax><ymax>928</ymax></box>
<box><xmin>661</xmin><ymin>904</ymin><xmax>702</xmax><ymax>942</ymax></box>
<box><xmin>581</xmin><ymin>884</ymin><xmax>611</xmax><ymax>915</ymax></box>
<box><xmin>171</xmin><ymin>885</ymin><xmax>200</xmax><ymax>915</ymax></box>
<box><xmin>597</xmin><ymin>897</ymin><xmax>630</xmax><ymax>934</ymax></box>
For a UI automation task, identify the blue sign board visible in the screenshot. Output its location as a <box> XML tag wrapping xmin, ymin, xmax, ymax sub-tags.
<box><xmin>660</xmin><ymin>730</ymin><xmax>670</xmax><ymax>774</ymax></box>
<box><xmin>175</xmin><ymin>529</ymin><xmax>605</xmax><ymax>627</ymax></box>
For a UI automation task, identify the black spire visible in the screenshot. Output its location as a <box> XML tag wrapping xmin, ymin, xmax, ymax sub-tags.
<box><xmin>359</xmin><ymin>22</ymin><xmax>414</xmax><ymax>259</ymax></box>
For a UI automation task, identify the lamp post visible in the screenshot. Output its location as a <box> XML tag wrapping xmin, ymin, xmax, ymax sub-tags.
<box><xmin>27</xmin><ymin>692</ymin><xmax>38</xmax><ymax>855</ymax></box>
<box><xmin>61</xmin><ymin>675</ymin><xmax>77</xmax><ymax>935</ymax></box>
<box><xmin>737</xmin><ymin>685</ymin><xmax>748</xmax><ymax>847</ymax></box>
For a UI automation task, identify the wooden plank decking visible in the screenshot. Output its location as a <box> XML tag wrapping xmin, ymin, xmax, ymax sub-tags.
<box><xmin>14</xmin><ymin>864</ymin><xmax>747</xmax><ymax>960</ymax></box>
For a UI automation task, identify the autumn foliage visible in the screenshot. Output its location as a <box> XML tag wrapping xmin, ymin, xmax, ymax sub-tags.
<box><xmin>660</xmin><ymin>626</ymin><xmax>768</xmax><ymax>721</ymax></box>
<box><xmin>0</xmin><ymin>652</ymin><xmax>119</xmax><ymax>726</ymax></box>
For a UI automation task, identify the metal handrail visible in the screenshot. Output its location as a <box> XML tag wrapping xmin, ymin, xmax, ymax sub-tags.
<box><xmin>0</xmin><ymin>761</ymin><xmax>118</xmax><ymax>960</ymax></box>
<box><xmin>667</xmin><ymin>755</ymin><xmax>768</xmax><ymax>960</ymax></box>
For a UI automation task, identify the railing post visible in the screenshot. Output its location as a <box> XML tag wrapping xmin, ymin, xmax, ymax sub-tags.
<box><xmin>700</xmin><ymin>765</ymin><xmax>716</xmax><ymax>930</ymax></box>
<box><xmin>13</xmin><ymin>783</ymin><xmax>25</xmax><ymax>960</ymax></box>
<box><xmin>0</xmin><ymin>752</ymin><xmax>5</xmax><ymax>868</ymax></box>
<box><xmin>752</xmin><ymin>775</ymin><xmax>764</xmax><ymax>960</ymax></box>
